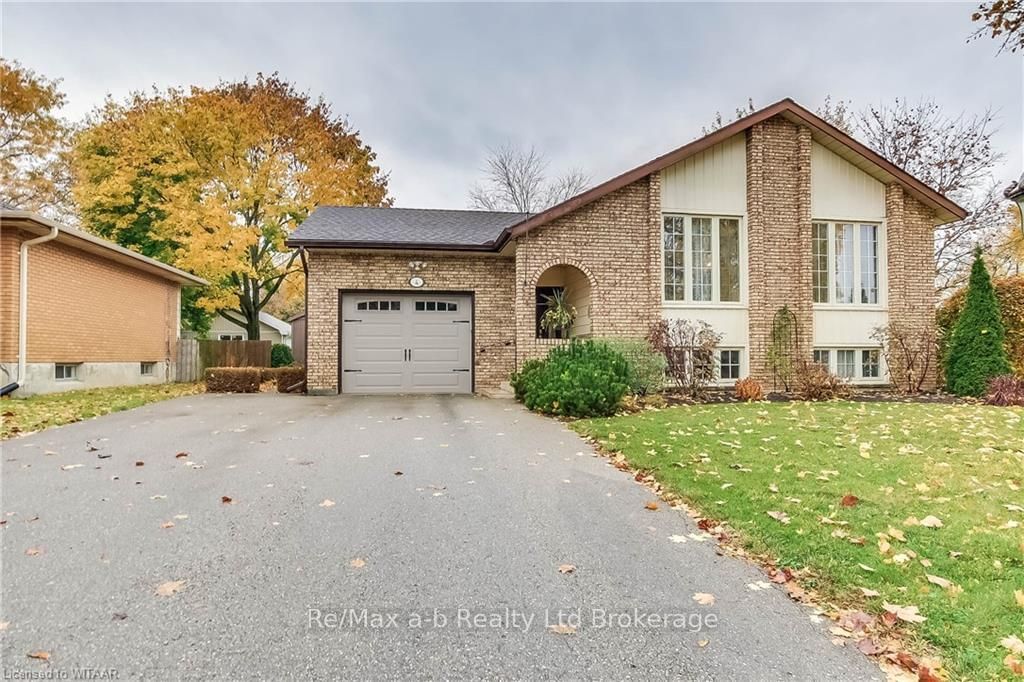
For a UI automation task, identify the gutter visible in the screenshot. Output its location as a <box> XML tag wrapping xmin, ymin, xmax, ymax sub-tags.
<box><xmin>16</xmin><ymin>223</ymin><xmax>60</xmax><ymax>391</ymax></box>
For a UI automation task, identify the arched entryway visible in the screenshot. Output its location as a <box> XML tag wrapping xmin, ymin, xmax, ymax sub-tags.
<box><xmin>533</xmin><ymin>263</ymin><xmax>593</xmax><ymax>339</ymax></box>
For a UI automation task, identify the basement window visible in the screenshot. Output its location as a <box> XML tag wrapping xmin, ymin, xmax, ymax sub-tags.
<box><xmin>55</xmin><ymin>363</ymin><xmax>80</xmax><ymax>381</ymax></box>
<box><xmin>140</xmin><ymin>362</ymin><xmax>156</xmax><ymax>376</ymax></box>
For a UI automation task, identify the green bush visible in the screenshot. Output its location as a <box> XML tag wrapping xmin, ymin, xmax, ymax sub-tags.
<box><xmin>944</xmin><ymin>250</ymin><xmax>1011</xmax><ymax>396</ymax></box>
<box><xmin>597</xmin><ymin>338</ymin><xmax>666</xmax><ymax>395</ymax></box>
<box><xmin>271</xmin><ymin>343</ymin><xmax>294</xmax><ymax>368</ymax></box>
<box><xmin>510</xmin><ymin>340</ymin><xmax>629</xmax><ymax>417</ymax></box>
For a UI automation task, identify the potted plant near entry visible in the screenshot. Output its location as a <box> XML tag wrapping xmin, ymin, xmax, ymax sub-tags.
<box><xmin>541</xmin><ymin>289</ymin><xmax>577</xmax><ymax>338</ymax></box>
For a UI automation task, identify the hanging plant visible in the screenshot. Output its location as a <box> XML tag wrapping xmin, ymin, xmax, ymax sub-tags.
<box><xmin>541</xmin><ymin>289</ymin><xmax>577</xmax><ymax>337</ymax></box>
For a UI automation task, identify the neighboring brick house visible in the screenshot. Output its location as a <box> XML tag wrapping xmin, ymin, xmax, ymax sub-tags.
<box><xmin>287</xmin><ymin>99</ymin><xmax>965</xmax><ymax>395</ymax></box>
<box><xmin>1</xmin><ymin>207</ymin><xmax>206</xmax><ymax>395</ymax></box>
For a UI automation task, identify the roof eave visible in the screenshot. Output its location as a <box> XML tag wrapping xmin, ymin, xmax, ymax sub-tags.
<box><xmin>286</xmin><ymin>238</ymin><xmax>501</xmax><ymax>252</ymax></box>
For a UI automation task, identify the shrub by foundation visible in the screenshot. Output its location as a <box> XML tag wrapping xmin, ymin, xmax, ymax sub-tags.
<box><xmin>276</xmin><ymin>366</ymin><xmax>306</xmax><ymax>393</ymax></box>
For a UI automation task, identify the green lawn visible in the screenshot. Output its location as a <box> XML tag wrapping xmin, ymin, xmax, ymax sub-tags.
<box><xmin>573</xmin><ymin>401</ymin><xmax>1024</xmax><ymax>680</ymax></box>
<box><xmin>1</xmin><ymin>383</ymin><xmax>203</xmax><ymax>439</ymax></box>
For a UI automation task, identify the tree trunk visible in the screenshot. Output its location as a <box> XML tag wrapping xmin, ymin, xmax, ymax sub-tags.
<box><xmin>246</xmin><ymin>314</ymin><xmax>261</xmax><ymax>340</ymax></box>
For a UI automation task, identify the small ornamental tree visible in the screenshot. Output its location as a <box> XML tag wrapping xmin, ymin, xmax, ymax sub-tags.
<box><xmin>944</xmin><ymin>248</ymin><xmax>1011</xmax><ymax>396</ymax></box>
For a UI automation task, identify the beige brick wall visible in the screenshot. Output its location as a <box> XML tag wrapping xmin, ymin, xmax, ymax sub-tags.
<box><xmin>0</xmin><ymin>226</ymin><xmax>179</xmax><ymax>364</ymax></box>
<box><xmin>513</xmin><ymin>177</ymin><xmax>661</xmax><ymax>362</ymax></box>
<box><xmin>746</xmin><ymin>116</ymin><xmax>814</xmax><ymax>387</ymax></box>
<box><xmin>304</xmin><ymin>251</ymin><xmax>515</xmax><ymax>392</ymax></box>
<box><xmin>886</xmin><ymin>185</ymin><xmax>939</xmax><ymax>389</ymax></box>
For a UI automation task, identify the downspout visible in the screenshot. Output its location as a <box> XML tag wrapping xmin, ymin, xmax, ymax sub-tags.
<box><xmin>17</xmin><ymin>224</ymin><xmax>60</xmax><ymax>389</ymax></box>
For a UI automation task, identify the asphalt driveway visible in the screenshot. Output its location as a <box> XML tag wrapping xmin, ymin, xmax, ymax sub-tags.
<box><xmin>1</xmin><ymin>394</ymin><xmax>880</xmax><ymax>680</ymax></box>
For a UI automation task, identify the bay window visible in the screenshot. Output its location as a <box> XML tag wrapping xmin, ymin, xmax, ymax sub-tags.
<box><xmin>811</xmin><ymin>221</ymin><xmax>882</xmax><ymax>305</ymax></box>
<box><xmin>663</xmin><ymin>215</ymin><xmax>742</xmax><ymax>303</ymax></box>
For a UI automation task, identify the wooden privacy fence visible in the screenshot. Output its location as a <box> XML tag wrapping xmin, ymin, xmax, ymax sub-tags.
<box><xmin>176</xmin><ymin>339</ymin><xmax>271</xmax><ymax>382</ymax></box>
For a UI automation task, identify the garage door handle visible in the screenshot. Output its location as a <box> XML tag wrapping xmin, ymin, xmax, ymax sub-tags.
<box><xmin>452</xmin><ymin>320</ymin><xmax>470</xmax><ymax>324</ymax></box>
<box><xmin>343</xmin><ymin>369</ymin><xmax>362</xmax><ymax>373</ymax></box>
<box><xmin>343</xmin><ymin>318</ymin><xmax>362</xmax><ymax>323</ymax></box>
<box><xmin>452</xmin><ymin>369</ymin><xmax>470</xmax><ymax>372</ymax></box>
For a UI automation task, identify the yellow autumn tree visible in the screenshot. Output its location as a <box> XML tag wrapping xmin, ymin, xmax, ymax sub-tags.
<box><xmin>73</xmin><ymin>74</ymin><xmax>390</xmax><ymax>338</ymax></box>
<box><xmin>0</xmin><ymin>59</ymin><xmax>74</xmax><ymax>220</ymax></box>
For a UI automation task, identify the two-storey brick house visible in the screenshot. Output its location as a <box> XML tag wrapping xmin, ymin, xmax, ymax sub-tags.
<box><xmin>287</xmin><ymin>99</ymin><xmax>966</xmax><ymax>395</ymax></box>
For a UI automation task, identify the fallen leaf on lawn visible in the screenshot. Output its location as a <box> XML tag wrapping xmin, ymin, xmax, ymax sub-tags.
<box><xmin>919</xmin><ymin>515</ymin><xmax>943</xmax><ymax>528</ymax></box>
<box><xmin>925</xmin><ymin>574</ymin><xmax>954</xmax><ymax>590</ymax></box>
<box><xmin>160</xmin><ymin>521</ymin><xmax>174</xmax><ymax>529</ymax></box>
<box><xmin>840</xmin><ymin>494</ymin><xmax>859</xmax><ymax>507</ymax></box>
<box><xmin>1002</xmin><ymin>635</ymin><xmax>1024</xmax><ymax>655</ymax></box>
<box><xmin>319</xmin><ymin>499</ymin><xmax>336</xmax><ymax>508</ymax></box>
<box><xmin>892</xmin><ymin>552</ymin><xmax>911</xmax><ymax>565</ymax></box>
<box><xmin>548</xmin><ymin>623</ymin><xmax>576</xmax><ymax>635</ymax></box>
<box><xmin>903</xmin><ymin>516</ymin><xmax>920</xmax><ymax>527</ymax></box>
<box><xmin>220</xmin><ymin>496</ymin><xmax>235</xmax><ymax>505</ymax></box>
<box><xmin>26</xmin><ymin>651</ymin><xmax>50</xmax><ymax>661</ymax></box>
<box><xmin>837</xmin><ymin>610</ymin><xmax>875</xmax><ymax>632</ymax></box>
<box><xmin>1005</xmin><ymin>504</ymin><xmax>1024</xmax><ymax>512</ymax></box>
<box><xmin>999</xmin><ymin>520</ymin><xmax>1020</xmax><ymax>530</ymax></box>
<box><xmin>882</xmin><ymin>602</ymin><xmax>926</xmax><ymax>624</ymax></box>
<box><xmin>858</xmin><ymin>563</ymin><xmax>876</xmax><ymax>572</ymax></box>
<box><xmin>766</xmin><ymin>510</ymin><xmax>791</xmax><ymax>524</ymax></box>
<box><xmin>558</xmin><ymin>564</ymin><xmax>576</xmax><ymax>574</ymax></box>
<box><xmin>1005</xmin><ymin>653</ymin><xmax>1024</xmax><ymax>675</ymax></box>
<box><xmin>692</xmin><ymin>592</ymin><xmax>716</xmax><ymax>606</ymax></box>
<box><xmin>155</xmin><ymin>580</ymin><xmax>185</xmax><ymax>597</ymax></box>
<box><xmin>859</xmin><ymin>587</ymin><xmax>880</xmax><ymax>597</ymax></box>
<box><xmin>878</xmin><ymin>538</ymin><xmax>892</xmax><ymax>554</ymax></box>
<box><xmin>349</xmin><ymin>558</ymin><xmax>366</xmax><ymax>568</ymax></box>
<box><xmin>24</xmin><ymin>547</ymin><xmax>42</xmax><ymax>557</ymax></box>
<box><xmin>887</xmin><ymin>527</ymin><xmax>906</xmax><ymax>542</ymax></box>
<box><xmin>644</xmin><ymin>502</ymin><xmax>659</xmax><ymax>511</ymax></box>
<box><xmin>1015</xmin><ymin>589</ymin><xmax>1024</xmax><ymax>609</ymax></box>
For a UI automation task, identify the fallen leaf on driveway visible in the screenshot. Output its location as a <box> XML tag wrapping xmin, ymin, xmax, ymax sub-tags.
<box><xmin>175</xmin><ymin>452</ymin><xmax>189</xmax><ymax>459</ymax></box>
<box><xmin>840</xmin><ymin>494</ymin><xmax>859</xmax><ymax>507</ymax></box>
<box><xmin>155</xmin><ymin>580</ymin><xmax>185</xmax><ymax>597</ymax></box>
<box><xmin>349</xmin><ymin>558</ymin><xmax>366</xmax><ymax>568</ymax></box>
<box><xmin>59</xmin><ymin>464</ymin><xmax>82</xmax><ymax>471</ymax></box>
<box><xmin>26</xmin><ymin>651</ymin><xmax>50</xmax><ymax>661</ymax></box>
<box><xmin>173</xmin><ymin>514</ymin><xmax>188</xmax><ymax>520</ymax></box>
<box><xmin>25</xmin><ymin>547</ymin><xmax>42</xmax><ymax>557</ymax></box>
<box><xmin>0</xmin><ymin>621</ymin><xmax>9</xmax><ymax>630</ymax></box>
<box><xmin>558</xmin><ymin>564</ymin><xmax>576</xmax><ymax>574</ymax></box>
<box><xmin>319</xmin><ymin>499</ymin><xmax>336</xmax><ymax>508</ymax></box>
<box><xmin>766</xmin><ymin>510</ymin><xmax>791</xmax><ymax>524</ymax></box>
<box><xmin>135</xmin><ymin>461</ymin><xmax>144</xmax><ymax>467</ymax></box>
<box><xmin>692</xmin><ymin>592</ymin><xmax>716</xmax><ymax>606</ymax></box>
<box><xmin>220</xmin><ymin>496</ymin><xmax>235</xmax><ymax>505</ymax></box>
<box><xmin>644</xmin><ymin>502</ymin><xmax>659</xmax><ymax>511</ymax></box>
<box><xmin>856</xmin><ymin>638</ymin><xmax>883</xmax><ymax>655</ymax></box>
<box><xmin>697</xmin><ymin>639</ymin><xmax>709</xmax><ymax>647</ymax></box>
<box><xmin>160</xmin><ymin>521</ymin><xmax>174</xmax><ymax>529</ymax></box>
<box><xmin>668</xmin><ymin>535</ymin><xmax>688</xmax><ymax>543</ymax></box>
<box><xmin>882</xmin><ymin>602</ymin><xmax>926</xmax><ymax>624</ymax></box>
<box><xmin>548</xmin><ymin>623</ymin><xmax>576</xmax><ymax>635</ymax></box>
<box><xmin>919</xmin><ymin>515</ymin><xmax>943</xmax><ymax>528</ymax></box>
<box><xmin>394</xmin><ymin>471</ymin><xmax>403</xmax><ymax>476</ymax></box>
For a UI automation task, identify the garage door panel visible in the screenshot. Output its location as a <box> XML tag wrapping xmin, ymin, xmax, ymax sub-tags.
<box><xmin>341</xmin><ymin>293</ymin><xmax>472</xmax><ymax>394</ymax></box>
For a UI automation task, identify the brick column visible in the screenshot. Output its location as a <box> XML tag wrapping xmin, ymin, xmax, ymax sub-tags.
<box><xmin>647</xmin><ymin>171</ymin><xmax>663</xmax><ymax>329</ymax></box>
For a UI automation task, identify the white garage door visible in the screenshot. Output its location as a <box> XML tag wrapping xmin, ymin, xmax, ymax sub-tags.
<box><xmin>341</xmin><ymin>293</ymin><xmax>473</xmax><ymax>394</ymax></box>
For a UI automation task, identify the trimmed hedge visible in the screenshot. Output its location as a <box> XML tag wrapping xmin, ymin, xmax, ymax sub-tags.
<box><xmin>205</xmin><ymin>367</ymin><xmax>261</xmax><ymax>393</ymax></box>
<box><xmin>260</xmin><ymin>367</ymin><xmax>284</xmax><ymax>383</ymax></box>
<box><xmin>276</xmin><ymin>366</ymin><xmax>306</xmax><ymax>393</ymax></box>
<box><xmin>510</xmin><ymin>340</ymin><xmax>629</xmax><ymax>417</ymax></box>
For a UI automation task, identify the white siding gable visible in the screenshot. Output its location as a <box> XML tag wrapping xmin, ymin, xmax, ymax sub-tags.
<box><xmin>661</xmin><ymin>133</ymin><xmax>746</xmax><ymax>215</ymax></box>
<box><xmin>811</xmin><ymin>142</ymin><xmax>885</xmax><ymax>221</ymax></box>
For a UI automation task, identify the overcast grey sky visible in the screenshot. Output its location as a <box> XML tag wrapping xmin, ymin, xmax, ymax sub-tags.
<box><xmin>3</xmin><ymin>2</ymin><xmax>1021</xmax><ymax>208</ymax></box>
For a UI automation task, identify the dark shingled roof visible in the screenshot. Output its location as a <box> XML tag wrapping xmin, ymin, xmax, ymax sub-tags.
<box><xmin>288</xmin><ymin>206</ymin><xmax>531</xmax><ymax>250</ymax></box>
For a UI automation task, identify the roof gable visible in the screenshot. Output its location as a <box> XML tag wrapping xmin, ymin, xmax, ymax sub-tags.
<box><xmin>509</xmin><ymin>98</ymin><xmax>966</xmax><ymax>239</ymax></box>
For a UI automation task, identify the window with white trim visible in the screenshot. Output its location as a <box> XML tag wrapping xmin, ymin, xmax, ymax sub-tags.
<box><xmin>140</xmin><ymin>362</ymin><xmax>156</xmax><ymax>376</ymax></box>
<box><xmin>55</xmin><ymin>363</ymin><xmax>79</xmax><ymax>381</ymax></box>
<box><xmin>718</xmin><ymin>349</ymin><xmax>742</xmax><ymax>381</ymax></box>
<box><xmin>663</xmin><ymin>215</ymin><xmax>742</xmax><ymax>303</ymax></box>
<box><xmin>814</xmin><ymin>347</ymin><xmax>884</xmax><ymax>382</ymax></box>
<box><xmin>811</xmin><ymin>222</ymin><xmax>881</xmax><ymax>305</ymax></box>
<box><xmin>219</xmin><ymin>334</ymin><xmax>243</xmax><ymax>341</ymax></box>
